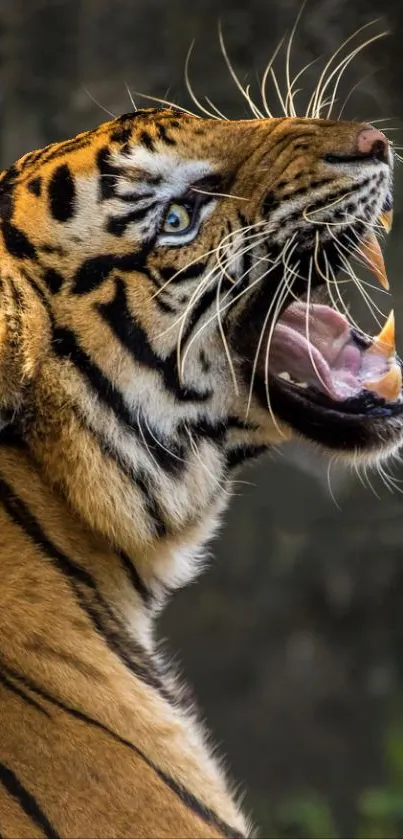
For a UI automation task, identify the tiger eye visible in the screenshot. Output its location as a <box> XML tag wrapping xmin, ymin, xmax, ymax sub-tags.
<box><xmin>163</xmin><ymin>203</ymin><xmax>192</xmax><ymax>233</ymax></box>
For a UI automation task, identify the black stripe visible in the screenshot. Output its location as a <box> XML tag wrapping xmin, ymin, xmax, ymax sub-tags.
<box><xmin>139</xmin><ymin>130</ymin><xmax>155</xmax><ymax>151</ymax></box>
<box><xmin>131</xmin><ymin>472</ymin><xmax>167</xmax><ymax>539</ymax></box>
<box><xmin>0</xmin><ymin>666</ymin><xmax>50</xmax><ymax>717</ymax></box>
<box><xmin>48</xmin><ymin>164</ymin><xmax>76</xmax><ymax>223</ymax></box>
<box><xmin>0</xmin><ymin>478</ymin><xmax>170</xmax><ymax>698</ymax></box>
<box><xmin>54</xmin><ymin>327</ymin><xmax>186</xmax><ymax>476</ymax></box>
<box><xmin>106</xmin><ymin>202</ymin><xmax>158</xmax><ymax>236</ymax></box>
<box><xmin>110</xmin><ymin>123</ymin><xmax>133</xmax><ymax>144</ymax></box>
<box><xmin>118</xmin><ymin>549</ymin><xmax>156</xmax><ymax>601</ymax></box>
<box><xmin>159</xmin><ymin>261</ymin><xmax>206</xmax><ymax>285</ymax></box>
<box><xmin>43</xmin><ymin>268</ymin><xmax>63</xmax><ymax>294</ymax></box>
<box><xmin>119</xmin><ymin>189</ymin><xmax>155</xmax><ymax>203</ymax></box>
<box><xmin>0</xmin><ymin>662</ymin><xmax>245</xmax><ymax>839</ymax></box>
<box><xmin>27</xmin><ymin>177</ymin><xmax>42</xmax><ymax>197</ymax></box>
<box><xmin>69</xmin><ymin>404</ymin><xmax>169</xmax><ymax>539</ymax></box>
<box><xmin>22</xmin><ymin>268</ymin><xmax>55</xmax><ymax>318</ymax></box>
<box><xmin>154</xmin><ymin>294</ymin><xmax>178</xmax><ymax>314</ymax></box>
<box><xmin>96</xmin><ymin>146</ymin><xmax>121</xmax><ymax>200</ymax></box>
<box><xmin>97</xmin><ymin>276</ymin><xmax>211</xmax><ymax>402</ymax></box>
<box><xmin>177</xmin><ymin>283</ymin><xmax>218</xmax><ymax>348</ymax></box>
<box><xmin>226</xmin><ymin>443</ymin><xmax>267</xmax><ymax>470</ymax></box>
<box><xmin>72</xmin><ymin>246</ymin><xmax>150</xmax><ymax>295</ymax></box>
<box><xmin>85</xmin><ymin>414</ymin><xmax>168</xmax><ymax>540</ymax></box>
<box><xmin>157</xmin><ymin>123</ymin><xmax>176</xmax><ymax>146</ymax></box>
<box><xmin>0</xmin><ymin>762</ymin><xmax>59</xmax><ymax>839</ymax></box>
<box><xmin>2</xmin><ymin>221</ymin><xmax>36</xmax><ymax>260</ymax></box>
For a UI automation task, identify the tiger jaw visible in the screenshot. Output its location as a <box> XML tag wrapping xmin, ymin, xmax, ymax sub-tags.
<box><xmin>242</xmin><ymin>200</ymin><xmax>403</xmax><ymax>456</ymax></box>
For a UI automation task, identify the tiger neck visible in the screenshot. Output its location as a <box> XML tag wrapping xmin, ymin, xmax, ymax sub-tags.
<box><xmin>0</xmin><ymin>438</ymin><xmax>249</xmax><ymax>835</ymax></box>
<box><xmin>0</xmin><ymin>414</ymin><xmax>229</xmax><ymax>618</ymax></box>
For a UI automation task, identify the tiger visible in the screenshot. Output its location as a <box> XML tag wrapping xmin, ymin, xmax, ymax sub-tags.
<box><xmin>0</xmin><ymin>96</ymin><xmax>401</xmax><ymax>839</ymax></box>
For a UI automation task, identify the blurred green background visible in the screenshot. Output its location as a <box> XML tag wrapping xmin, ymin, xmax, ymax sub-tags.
<box><xmin>3</xmin><ymin>1</ymin><xmax>403</xmax><ymax>835</ymax></box>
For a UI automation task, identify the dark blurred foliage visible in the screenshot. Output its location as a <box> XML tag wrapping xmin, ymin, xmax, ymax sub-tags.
<box><xmin>2</xmin><ymin>0</ymin><xmax>403</xmax><ymax>834</ymax></box>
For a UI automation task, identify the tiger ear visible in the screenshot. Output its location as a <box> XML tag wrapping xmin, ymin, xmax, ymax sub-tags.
<box><xmin>0</xmin><ymin>267</ymin><xmax>51</xmax><ymax>413</ymax></box>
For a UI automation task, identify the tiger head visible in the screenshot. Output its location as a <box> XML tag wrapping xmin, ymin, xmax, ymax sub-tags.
<box><xmin>0</xmin><ymin>109</ymin><xmax>400</xmax><ymax>560</ymax></box>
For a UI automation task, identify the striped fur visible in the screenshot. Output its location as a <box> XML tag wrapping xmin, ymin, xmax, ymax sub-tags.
<box><xmin>0</xmin><ymin>109</ymin><xmax>399</xmax><ymax>838</ymax></box>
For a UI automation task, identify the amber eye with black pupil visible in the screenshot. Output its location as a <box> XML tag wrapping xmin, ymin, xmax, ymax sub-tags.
<box><xmin>163</xmin><ymin>203</ymin><xmax>192</xmax><ymax>234</ymax></box>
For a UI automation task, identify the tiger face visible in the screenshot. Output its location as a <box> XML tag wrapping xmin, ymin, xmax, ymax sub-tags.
<box><xmin>0</xmin><ymin>108</ymin><xmax>400</xmax><ymax>482</ymax></box>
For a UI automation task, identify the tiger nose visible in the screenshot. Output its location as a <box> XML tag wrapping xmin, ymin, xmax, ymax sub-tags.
<box><xmin>357</xmin><ymin>126</ymin><xmax>390</xmax><ymax>162</ymax></box>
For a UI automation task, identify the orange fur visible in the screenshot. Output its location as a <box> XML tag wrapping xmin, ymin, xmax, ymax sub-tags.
<box><xmin>0</xmin><ymin>110</ymin><xmax>398</xmax><ymax>837</ymax></box>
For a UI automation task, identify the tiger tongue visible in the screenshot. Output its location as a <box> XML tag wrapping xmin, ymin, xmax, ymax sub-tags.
<box><xmin>360</xmin><ymin>231</ymin><xmax>389</xmax><ymax>290</ymax></box>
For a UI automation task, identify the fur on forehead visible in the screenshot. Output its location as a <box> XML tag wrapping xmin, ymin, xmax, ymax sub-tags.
<box><xmin>112</xmin><ymin>145</ymin><xmax>215</xmax><ymax>196</ymax></box>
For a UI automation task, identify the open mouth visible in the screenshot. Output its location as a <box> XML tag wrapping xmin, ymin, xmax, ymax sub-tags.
<box><xmin>254</xmin><ymin>207</ymin><xmax>403</xmax><ymax>453</ymax></box>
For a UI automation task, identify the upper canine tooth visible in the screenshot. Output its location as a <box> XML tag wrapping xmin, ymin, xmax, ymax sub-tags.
<box><xmin>379</xmin><ymin>209</ymin><xmax>393</xmax><ymax>234</ymax></box>
<box><xmin>360</xmin><ymin>231</ymin><xmax>390</xmax><ymax>290</ymax></box>
<box><xmin>363</xmin><ymin>363</ymin><xmax>402</xmax><ymax>402</ymax></box>
<box><xmin>369</xmin><ymin>310</ymin><xmax>396</xmax><ymax>357</ymax></box>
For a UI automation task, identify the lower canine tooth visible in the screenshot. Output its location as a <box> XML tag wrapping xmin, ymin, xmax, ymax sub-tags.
<box><xmin>370</xmin><ymin>310</ymin><xmax>396</xmax><ymax>357</ymax></box>
<box><xmin>295</xmin><ymin>381</ymin><xmax>308</xmax><ymax>388</ymax></box>
<box><xmin>279</xmin><ymin>371</ymin><xmax>291</xmax><ymax>380</ymax></box>
<box><xmin>363</xmin><ymin>364</ymin><xmax>402</xmax><ymax>402</ymax></box>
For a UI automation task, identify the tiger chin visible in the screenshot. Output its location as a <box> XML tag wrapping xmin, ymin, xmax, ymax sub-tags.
<box><xmin>0</xmin><ymin>107</ymin><xmax>401</xmax><ymax>839</ymax></box>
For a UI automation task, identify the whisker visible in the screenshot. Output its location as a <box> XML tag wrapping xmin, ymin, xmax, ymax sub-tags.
<box><xmin>284</xmin><ymin>2</ymin><xmax>307</xmax><ymax>118</ymax></box>
<box><xmin>322</xmin><ymin>30</ymin><xmax>387</xmax><ymax>120</ymax></box>
<box><xmin>191</xmin><ymin>187</ymin><xmax>249</xmax><ymax>201</ymax></box>
<box><xmin>304</xmin><ymin>256</ymin><xmax>332</xmax><ymax>392</ymax></box>
<box><xmin>83</xmin><ymin>87</ymin><xmax>117</xmax><ymax>118</ymax></box>
<box><xmin>178</xmin><ymin>234</ymin><xmax>282</xmax><ymax>377</ymax></box>
<box><xmin>185</xmin><ymin>42</ymin><xmax>222</xmax><ymax>120</ymax></box>
<box><xmin>204</xmin><ymin>97</ymin><xmax>229</xmax><ymax>121</ymax></box>
<box><xmin>125</xmin><ymin>82</ymin><xmax>138</xmax><ymax>112</ymax></box>
<box><xmin>326</xmin><ymin>457</ymin><xmax>342</xmax><ymax>510</ymax></box>
<box><xmin>337</xmin><ymin>71</ymin><xmax>376</xmax><ymax>120</ymax></box>
<box><xmin>306</xmin><ymin>19</ymin><xmax>382</xmax><ymax>118</ymax></box>
<box><xmin>184</xmin><ymin>425</ymin><xmax>232</xmax><ymax>496</ymax></box>
<box><xmin>128</xmin><ymin>89</ymin><xmax>200</xmax><ymax>119</ymax></box>
<box><xmin>142</xmin><ymin>414</ymin><xmax>189</xmax><ymax>467</ymax></box>
<box><xmin>218</xmin><ymin>22</ymin><xmax>264</xmax><ymax>119</ymax></box>
<box><xmin>262</xmin><ymin>266</ymin><xmax>297</xmax><ymax>436</ymax></box>
<box><xmin>260</xmin><ymin>37</ymin><xmax>285</xmax><ymax>118</ymax></box>
<box><xmin>246</xmin><ymin>237</ymin><xmax>298</xmax><ymax>419</ymax></box>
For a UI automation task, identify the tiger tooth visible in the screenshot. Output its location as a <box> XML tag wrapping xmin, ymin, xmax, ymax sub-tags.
<box><xmin>295</xmin><ymin>381</ymin><xmax>308</xmax><ymax>388</ymax></box>
<box><xmin>363</xmin><ymin>363</ymin><xmax>402</xmax><ymax>402</ymax></box>
<box><xmin>278</xmin><ymin>371</ymin><xmax>291</xmax><ymax>381</ymax></box>
<box><xmin>379</xmin><ymin>209</ymin><xmax>393</xmax><ymax>233</ymax></box>
<box><xmin>369</xmin><ymin>310</ymin><xmax>396</xmax><ymax>357</ymax></box>
<box><xmin>360</xmin><ymin>231</ymin><xmax>389</xmax><ymax>290</ymax></box>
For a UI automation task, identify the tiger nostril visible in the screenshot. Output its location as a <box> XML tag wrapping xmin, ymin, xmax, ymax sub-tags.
<box><xmin>357</xmin><ymin>127</ymin><xmax>389</xmax><ymax>162</ymax></box>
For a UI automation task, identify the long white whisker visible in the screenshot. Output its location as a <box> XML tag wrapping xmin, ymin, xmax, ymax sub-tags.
<box><xmin>285</xmin><ymin>0</ymin><xmax>307</xmax><ymax>118</ymax></box>
<box><xmin>83</xmin><ymin>87</ymin><xmax>116</xmax><ymax>118</ymax></box>
<box><xmin>322</xmin><ymin>31</ymin><xmax>387</xmax><ymax>120</ymax></box>
<box><xmin>125</xmin><ymin>82</ymin><xmax>138</xmax><ymax>112</ymax></box>
<box><xmin>129</xmin><ymin>89</ymin><xmax>200</xmax><ymax>118</ymax></box>
<box><xmin>246</xmin><ymin>237</ymin><xmax>299</xmax><ymax>417</ymax></box>
<box><xmin>260</xmin><ymin>38</ymin><xmax>285</xmax><ymax>118</ymax></box>
<box><xmin>185</xmin><ymin>42</ymin><xmax>221</xmax><ymax>120</ymax></box>
<box><xmin>204</xmin><ymin>97</ymin><xmax>229</xmax><ymax>120</ymax></box>
<box><xmin>218</xmin><ymin>22</ymin><xmax>264</xmax><ymax>119</ymax></box>
<box><xmin>179</xmin><ymin>236</ymin><xmax>284</xmax><ymax>377</ymax></box>
<box><xmin>306</xmin><ymin>19</ymin><xmax>382</xmax><ymax>118</ymax></box>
